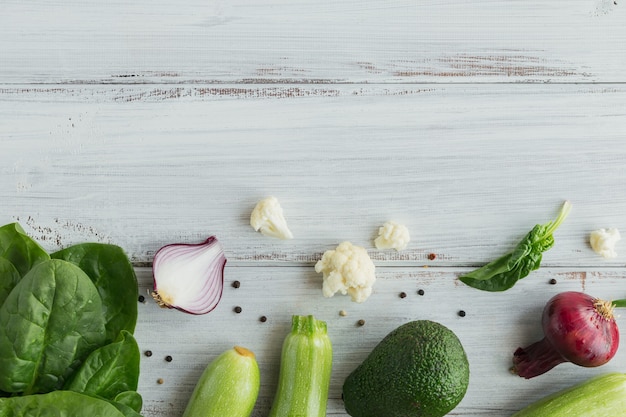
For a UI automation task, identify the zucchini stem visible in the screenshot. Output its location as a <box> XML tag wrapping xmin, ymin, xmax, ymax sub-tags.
<box><xmin>292</xmin><ymin>314</ymin><xmax>327</xmax><ymax>335</ymax></box>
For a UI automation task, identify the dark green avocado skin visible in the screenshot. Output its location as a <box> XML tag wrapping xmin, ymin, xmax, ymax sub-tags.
<box><xmin>342</xmin><ymin>320</ymin><xmax>469</xmax><ymax>417</ymax></box>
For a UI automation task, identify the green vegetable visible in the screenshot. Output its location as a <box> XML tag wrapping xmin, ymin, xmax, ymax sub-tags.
<box><xmin>460</xmin><ymin>201</ymin><xmax>571</xmax><ymax>291</ymax></box>
<box><xmin>113</xmin><ymin>391</ymin><xmax>144</xmax><ymax>414</ymax></box>
<box><xmin>0</xmin><ymin>223</ymin><xmax>142</xmax><ymax>413</ymax></box>
<box><xmin>0</xmin><ymin>258</ymin><xmax>20</xmax><ymax>306</ymax></box>
<box><xmin>269</xmin><ymin>315</ymin><xmax>333</xmax><ymax>417</ymax></box>
<box><xmin>0</xmin><ymin>223</ymin><xmax>49</xmax><ymax>277</ymax></box>
<box><xmin>183</xmin><ymin>346</ymin><xmax>260</xmax><ymax>417</ymax></box>
<box><xmin>342</xmin><ymin>320</ymin><xmax>469</xmax><ymax>417</ymax></box>
<box><xmin>0</xmin><ymin>223</ymin><xmax>49</xmax><ymax>305</ymax></box>
<box><xmin>0</xmin><ymin>259</ymin><xmax>106</xmax><ymax>394</ymax></box>
<box><xmin>0</xmin><ymin>390</ymin><xmax>143</xmax><ymax>417</ymax></box>
<box><xmin>52</xmin><ymin>243</ymin><xmax>138</xmax><ymax>342</ymax></box>
<box><xmin>64</xmin><ymin>330</ymin><xmax>141</xmax><ymax>403</ymax></box>
<box><xmin>511</xmin><ymin>373</ymin><xmax>626</xmax><ymax>417</ymax></box>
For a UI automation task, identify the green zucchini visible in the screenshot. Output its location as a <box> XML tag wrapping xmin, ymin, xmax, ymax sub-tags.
<box><xmin>511</xmin><ymin>372</ymin><xmax>626</xmax><ymax>417</ymax></box>
<box><xmin>182</xmin><ymin>346</ymin><xmax>260</xmax><ymax>417</ymax></box>
<box><xmin>269</xmin><ymin>315</ymin><xmax>333</xmax><ymax>417</ymax></box>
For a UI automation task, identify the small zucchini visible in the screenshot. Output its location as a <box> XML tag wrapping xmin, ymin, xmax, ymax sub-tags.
<box><xmin>182</xmin><ymin>346</ymin><xmax>260</xmax><ymax>417</ymax></box>
<box><xmin>511</xmin><ymin>372</ymin><xmax>626</xmax><ymax>417</ymax></box>
<box><xmin>269</xmin><ymin>315</ymin><xmax>333</xmax><ymax>417</ymax></box>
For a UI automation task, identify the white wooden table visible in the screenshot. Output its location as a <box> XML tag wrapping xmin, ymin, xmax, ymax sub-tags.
<box><xmin>2</xmin><ymin>1</ymin><xmax>626</xmax><ymax>416</ymax></box>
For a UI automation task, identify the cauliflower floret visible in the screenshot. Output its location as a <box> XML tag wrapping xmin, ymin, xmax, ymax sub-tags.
<box><xmin>314</xmin><ymin>241</ymin><xmax>376</xmax><ymax>303</ymax></box>
<box><xmin>590</xmin><ymin>228</ymin><xmax>621</xmax><ymax>259</ymax></box>
<box><xmin>374</xmin><ymin>221</ymin><xmax>410</xmax><ymax>251</ymax></box>
<box><xmin>250</xmin><ymin>196</ymin><xmax>293</xmax><ymax>240</ymax></box>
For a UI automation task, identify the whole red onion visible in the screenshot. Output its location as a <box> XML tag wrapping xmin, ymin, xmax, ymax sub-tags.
<box><xmin>512</xmin><ymin>291</ymin><xmax>619</xmax><ymax>379</ymax></box>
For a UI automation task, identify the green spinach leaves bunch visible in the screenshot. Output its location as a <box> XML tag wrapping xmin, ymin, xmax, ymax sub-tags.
<box><xmin>459</xmin><ymin>201</ymin><xmax>572</xmax><ymax>292</ymax></box>
<box><xmin>0</xmin><ymin>223</ymin><xmax>143</xmax><ymax>417</ymax></box>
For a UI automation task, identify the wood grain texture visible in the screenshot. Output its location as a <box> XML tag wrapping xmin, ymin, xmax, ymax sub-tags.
<box><xmin>2</xmin><ymin>85</ymin><xmax>626</xmax><ymax>267</ymax></box>
<box><xmin>134</xmin><ymin>266</ymin><xmax>626</xmax><ymax>417</ymax></box>
<box><xmin>1</xmin><ymin>0</ymin><xmax>625</xmax><ymax>84</ymax></box>
<box><xmin>2</xmin><ymin>0</ymin><xmax>626</xmax><ymax>416</ymax></box>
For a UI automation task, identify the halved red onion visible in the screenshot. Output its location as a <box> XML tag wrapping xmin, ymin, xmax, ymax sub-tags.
<box><xmin>151</xmin><ymin>236</ymin><xmax>226</xmax><ymax>315</ymax></box>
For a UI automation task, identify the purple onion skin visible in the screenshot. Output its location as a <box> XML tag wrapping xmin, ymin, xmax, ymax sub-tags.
<box><xmin>513</xmin><ymin>291</ymin><xmax>620</xmax><ymax>379</ymax></box>
<box><xmin>151</xmin><ymin>236</ymin><xmax>227</xmax><ymax>315</ymax></box>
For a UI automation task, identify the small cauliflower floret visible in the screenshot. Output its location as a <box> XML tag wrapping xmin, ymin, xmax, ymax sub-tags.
<box><xmin>374</xmin><ymin>221</ymin><xmax>410</xmax><ymax>251</ymax></box>
<box><xmin>314</xmin><ymin>241</ymin><xmax>376</xmax><ymax>303</ymax></box>
<box><xmin>590</xmin><ymin>228</ymin><xmax>621</xmax><ymax>259</ymax></box>
<box><xmin>250</xmin><ymin>196</ymin><xmax>293</xmax><ymax>240</ymax></box>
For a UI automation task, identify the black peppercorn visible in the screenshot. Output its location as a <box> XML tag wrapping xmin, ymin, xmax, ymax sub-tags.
<box><xmin>232</xmin><ymin>280</ymin><xmax>241</xmax><ymax>289</ymax></box>
<box><xmin>458</xmin><ymin>310</ymin><xmax>466</xmax><ymax>317</ymax></box>
<box><xmin>357</xmin><ymin>319</ymin><xmax>365</xmax><ymax>326</ymax></box>
<box><xmin>144</xmin><ymin>350</ymin><xmax>153</xmax><ymax>357</ymax></box>
<box><xmin>138</xmin><ymin>295</ymin><xmax>145</xmax><ymax>303</ymax></box>
<box><xmin>549</xmin><ymin>278</ymin><xmax>557</xmax><ymax>285</ymax></box>
<box><xmin>417</xmin><ymin>289</ymin><xmax>425</xmax><ymax>296</ymax></box>
<box><xmin>234</xmin><ymin>306</ymin><xmax>242</xmax><ymax>314</ymax></box>
<box><xmin>259</xmin><ymin>316</ymin><xmax>267</xmax><ymax>323</ymax></box>
<box><xmin>165</xmin><ymin>355</ymin><xmax>172</xmax><ymax>362</ymax></box>
<box><xmin>399</xmin><ymin>292</ymin><xmax>407</xmax><ymax>298</ymax></box>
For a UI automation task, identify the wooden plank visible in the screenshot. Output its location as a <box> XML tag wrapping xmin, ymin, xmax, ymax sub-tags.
<box><xmin>1</xmin><ymin>0</ymin><xmax>625</xmax><ymax>84</ymax></box>
<box><xmin>2</xmin><ymin>2</ymin><xmax>625</xmax><ymax>417</ymax></box>
<box><xmin>134</xmin><ymin>266</ymin><xmax>626</xmax><ymax>416</ymax></box>
<box><xmin>2</xmin><ymin>84</ymin><xmax>626</xmax><ymax>266</ymax></box>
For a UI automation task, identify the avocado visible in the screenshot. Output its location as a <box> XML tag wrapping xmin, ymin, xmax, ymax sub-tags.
<box><xmin>342</xmin><ymin>320</ymin><xmax>469</xmax><ymax>417</ymax></box>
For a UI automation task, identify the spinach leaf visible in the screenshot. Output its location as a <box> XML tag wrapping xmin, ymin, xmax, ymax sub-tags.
<box><xmin>114</xmin><ymin>391</ymin><xmax>143</xmax><ymax>413</ymax></box>
<box><xmin>0</xmin><ymin>390</ymin><xmax>143</xmax><ymax>417</ymax></box>
<box><xmin>0</xmin><ymin>224</ymin><xmax>145</xmax><ymax>415</ymax></box>
<box><xmin>459</xmin><ymin>201</ymin><xmax>571</xmax><ymax>292</ymax></box>
<box><xmin>110</xmin><ymin>393</ymin><xmax>144</xmax><ymax>416</ymax></box>
<box><xmin>64</xmin><ymin>330</ymin><xmax>140</xmax><ymax>402</ymax></box>
<box><xmin>0</xmin><ymin>223</ymin><xmax>49</xmax><ymax>278</ymax></box>
<box><xmin>0</xmin><ymin>259</ymin><xmax>106</xmax><ymax>395</ymax></box>
<box><xmin>0</xmin><ymin>258</ymin><xmax>20</xmax><ymax>306</ymax></box>
<box><xmin>51</xmin><ymin>243</ymin><xmax>138</xmax><ymax>342</ymax></box>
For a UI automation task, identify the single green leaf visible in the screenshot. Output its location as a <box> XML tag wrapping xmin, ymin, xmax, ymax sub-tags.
<box><xmin>0</xmin><ymin>259</ymin><xmax>106</xmax><ymax>395</ymax></box>
<box><xmin>0</xmin><ymin>258</ymin><xmax>20</xmax><ymax>306</ymax></box>
<box><xmin>459</xmin><ymin>230</ymin><xmax>534</xmax><ymax>285</ymax></box>
<box><xmin>107</xmin><ymin>397</ymin><xmax>144</xmax><ymax>417</ymax></box>
<box><xmin>459</xmin><ymin>252</ymin><xmax>515</xmax><ymax>282</ymax></box>
<box><xmin>0</xmin><ymin>390</ymin><xmax>141</xmax><ymax>417</ymax></box>
<box><xmin>113</xmin><ymin>391</ymin><xmax>143</xmax><ymax>414</ymax></box>
<box><xmin>0</xmin><ymin>223</ymin><xmax>49</xmax><ymax>278</ymax></box>
<box><xmin>64</xmin><ymin>330</ymin><xmax>140</xmax><ymax>401</ymax></box>
<box><xmin>51</xmin><ymin>243</ymin><xmax>138</xmax><ymax>342</ymax></box>
<box><xmin>459</xmin><ymin>201</ymin><xmax>571</xmax><ymax>292</ymax></box>
<box><xmin>460</xmin><ymin>251</ymin><xmax>543</xmax><ymax>291</ymax></box>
